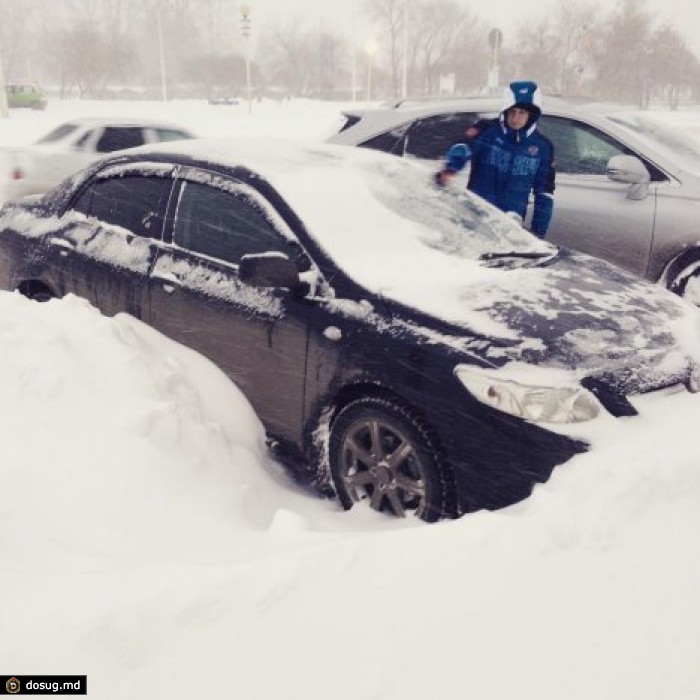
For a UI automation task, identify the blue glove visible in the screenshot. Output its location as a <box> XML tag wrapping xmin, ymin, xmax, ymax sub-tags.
<box><xmin>445</xmin><ymin>143</ymin><xmax>472</xmax><ymax>172</ymax></box>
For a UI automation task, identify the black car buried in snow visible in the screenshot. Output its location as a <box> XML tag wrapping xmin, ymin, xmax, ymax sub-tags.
<box><xmin>0</xmin><ymin>138</ymin><xmax>699</xmax><ymax>521</ymax></box>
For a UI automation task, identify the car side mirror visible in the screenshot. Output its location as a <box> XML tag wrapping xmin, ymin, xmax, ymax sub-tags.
<box><xmin>239</xmin><ymin>252</ymin><xmax>302</xmax><ymax>289</ymax></box>
<box><xmin>606</xmin><ymin>155</ymin><xmax>650</xmax><ymax>201</ymax></box>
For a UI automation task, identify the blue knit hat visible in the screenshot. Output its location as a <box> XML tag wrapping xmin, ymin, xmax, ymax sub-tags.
<box><xmin>501</xmin><ymin>80</ymin><xmax>542</xmax><ymax>119</ymax></box>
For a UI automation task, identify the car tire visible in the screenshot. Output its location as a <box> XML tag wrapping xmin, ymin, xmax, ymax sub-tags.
<box><xmin>19</xmin><ymin>281</ymin><xmax>54</xmax><ymax>302</ymax></box>
<box><xmin>668</xmin><ymin>267</ymin><xmax>700</xmax><ymax>305</ymax></box>
<box><xmin>329</xmin><ymin>397</ymin><xmax>449</xmax><ymax>521</ymax></box>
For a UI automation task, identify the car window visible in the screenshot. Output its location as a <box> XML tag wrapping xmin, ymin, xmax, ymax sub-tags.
<box><xmin>73</xmin><ymin>130</ymin><xmax>93</xmax><ymax>150</ymax></box>
<box><xmin>94</xmin><ymin>127</ymin><xmax>146</xmax><ymax>153</ymax></box>
<box><xmin>538</xmin><ymin>116</ymin><xmax>636</xmax><ymax>176</ymax></box>
<box><xmin>360</xmin><ymin>122</ymin><xmax>411</xmax><ymax>155</ymax></box>
<box><xmin>35</xmin><ymin>123</ymin><xmax>80</xmax><ymax>144</ymax></box>
<box><xmin>404</xmin><ymin>112</ymin><xmax>482</xmax><ymax>159</ymax></box>
<box><xmin>72</xmin><ymin>175</ymin><xmax>173</xmax><ymax>239</ymax></box>
<box><xmin>359</xmin><ymin>112</ymin><xmax>483</xmax><ymax>160</ymax></box>
<box><xmin>153</xmin><ymin>128</ymin><xmax>192</xmax><ymax>142</ymax></box>
<box><xmin>173</xmin><ymin>181</ymin><xmax>293</xmax><ymax>265</ymax></box>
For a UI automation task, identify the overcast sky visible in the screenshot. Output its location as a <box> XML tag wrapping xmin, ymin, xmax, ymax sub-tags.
<box><xmin>249</xmin><ymin>0</ymin><xmax>700</xmax><ymax>53</ymax></box>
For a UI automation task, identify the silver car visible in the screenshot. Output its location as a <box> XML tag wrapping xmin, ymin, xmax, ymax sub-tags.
<box><xmin>328</xmin><ymin>97</ymin><xmax>700</xmax><ymax>303</ymax></box>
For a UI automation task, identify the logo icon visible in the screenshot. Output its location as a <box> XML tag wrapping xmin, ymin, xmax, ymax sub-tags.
<box><xmin>528</xmin><ymin>146</ymin><xmax>540</xmax><ymax>156</ymax></box>
<box><xmin>6</xmin><ymin>677</ymin><xmax>20</xmax><ymax>694</ymax></box>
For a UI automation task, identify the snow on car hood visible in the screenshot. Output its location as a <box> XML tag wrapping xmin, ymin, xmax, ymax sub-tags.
<box><xmin>454</xmin><ymin>249</ymin><xmax>700</xmax><ymax>379</ymax></box>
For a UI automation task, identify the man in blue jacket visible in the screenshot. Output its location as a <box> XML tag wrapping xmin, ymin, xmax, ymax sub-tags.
<box><xmin>436</xmin><ymin>80</ymin><xmax>555</xmax><ymax>238</ymax></box>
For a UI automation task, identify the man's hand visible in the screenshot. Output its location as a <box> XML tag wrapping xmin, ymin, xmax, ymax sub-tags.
<box><xmin>434</xmin><ymin>169</ymin><xmax>456</xmax><ymax>187</ymax></box>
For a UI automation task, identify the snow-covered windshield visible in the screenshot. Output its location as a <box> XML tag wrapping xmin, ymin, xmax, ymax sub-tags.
<box><xmin>363</xmin><ymin>157</ymin><xmax>548</xmax><ymax>259</ymax></box>
<box><xmin>271</xmin><ymin>146</ymin><xmax>555</xmax><ymax>323</ymax></box>
<box><xmin>606</xmin><ymin>113</ymin><xmax>700</xmax><ymax>176</ymax></box>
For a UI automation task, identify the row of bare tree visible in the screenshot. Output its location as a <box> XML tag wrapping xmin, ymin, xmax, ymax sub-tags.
<box><xmin>0</xmin><ymin>0</ymin><xmax>697</xmax><ymax>108</ymax></box>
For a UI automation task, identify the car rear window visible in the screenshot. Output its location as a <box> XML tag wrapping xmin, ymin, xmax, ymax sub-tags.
<box><xmin>36</xmin><ymin>123</ymin><xmax>80</xmax><ymax>144</ymax></box>
<box><xmin>338</xmin><ymin>114</ymin><xmax>361</xmax><ymax>133</ymax></box>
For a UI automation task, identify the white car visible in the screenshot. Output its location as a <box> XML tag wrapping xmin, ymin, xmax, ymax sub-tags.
<box><xmin>1</xmin><ymin>116</ymin><xmax>196</xmax><ymax>201</ymax></box>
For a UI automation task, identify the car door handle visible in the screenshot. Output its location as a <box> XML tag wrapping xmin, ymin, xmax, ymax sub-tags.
<box><xmin>151</xmin><ymin>272</ymin><xmax>182</xmax><ymax>294</ymax></box>
<box><xmin>324</xmin><ymin>326</ymin><xmax>342</xmax><ymax>341</ymax></box>
<box><xmin>49</xmin><ymin>237</ymin><xmax>75</xmax><ymax>256</ymax></box>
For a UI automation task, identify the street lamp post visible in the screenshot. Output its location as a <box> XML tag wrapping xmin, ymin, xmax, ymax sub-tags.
<box><xmin>157</xmin><ymin>0</ymin><xmax>168</xmax><ymax>102</ymax></box>
<box><xmin>365</xmin><ymin>39</ymin><xmax>378</xmax><ymax>103</ymax></box>
<box><xmin>240</xmin><ymin>4</ymin><xmax>252</xmax><ymax>114</ymax></box>
<box><xmin>0</xmin><ymin>41</ymin><xmax>9</xmax><ymax>118</ymax></box>
<box><xmin>350</xmin><ymin>2</ymin><xmax>358</xmax><ymax>102</ymax></box>
<box><xmin>402</xmin><ymin>0</ymin><xmax>408</xmax><ymax>99</ymax></box>
<box><xmin>486</xmin><ymin>27</ymin><xmax>503</xmax><ymax>94</ymax></box>
<box><xmin>352</xmin><ymin>44</ymin><xmax>358</xmax><ymax>102</ymax></box>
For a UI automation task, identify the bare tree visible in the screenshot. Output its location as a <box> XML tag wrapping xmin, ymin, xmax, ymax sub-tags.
<box><xmin>0</xmin><ymin>0</ymin><xmax>46</xmax><ymax>78</ymax></box>
<box><xmin>258</xmin><ymin>18</ymin><xmax>346</xmax><ymax>97</ymax></box>
<box><xmin>46</xmin><ymin>22</ymin><xmax>137</xmax><ymax>98</ymax></box>
<box><xmin>591</xmin><ymin>0</ymin><xmax>655</xmax><ymax>106</ymax></box>
<box><xmin>410</xmin><ymin>0</ymin><xmax>475</xmax><ymax>96</ymax></box>
<box><xmin>441</xmin><ymin>10</ymin><xmax>490</xmax><ymax>94</ymax></box>
<box><xmin>362</xmin><ymin>0</ymin><xmax>405</xmax><ymax>98</ymax></box>
<box><xmin>504</xmin><ymin>1</ymin><xmax>601</xmax><ymax>94</ymax></box>
<box><xmin>648</xmin><ymin>25</ymin><xmax>700</xmax><ymax>109</ymax></box>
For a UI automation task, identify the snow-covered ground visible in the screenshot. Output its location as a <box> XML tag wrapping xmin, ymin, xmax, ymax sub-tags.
<box><xmin>1</xmin><ymin>98</ymin><xmax>699</xmax><ymax>699</ymax></box>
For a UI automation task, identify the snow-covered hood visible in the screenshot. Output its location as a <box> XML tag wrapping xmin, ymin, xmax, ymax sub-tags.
<box><xmin>381</xmin><ymin>247</ymin><xmax>700</xmax><ymax>397</ymax></box>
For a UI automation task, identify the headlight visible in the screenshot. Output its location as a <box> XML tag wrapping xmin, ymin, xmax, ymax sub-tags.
<box><xmin>454</xmin><ymin>365</ymin><xmax>601</xmax><ymax>423</ymax></box>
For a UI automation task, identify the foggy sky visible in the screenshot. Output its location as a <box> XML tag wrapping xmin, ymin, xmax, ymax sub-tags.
<box><xmin>250</xmin><ymin>0</ymin><xmax>700</xmax><ymax>54</ymax></box>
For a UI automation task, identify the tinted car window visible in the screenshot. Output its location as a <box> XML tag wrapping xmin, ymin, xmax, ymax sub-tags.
<box><xmin>404</xmin><ymin>112</ymin><xmax>481</xmax><ymax>159</ymax></box>
<box><xmin>95</xmin><ymin>127</ymin><xmax>146</xmax><ymax>153</ymax></box>
<box><xmin>173</xmin><ymin>182</ymin><xmax>291</xmax><ymax>264</ymax></box>
<box><xmin>360</xmin><ymin>123</ymin><xmax>411</xmax><ymax>155</ymax></box>
<box><xmin>73</xmin><ymin>175</ymin><xmax>173</xmax><ymax>239</ymax></box>
<box><xmin>538</xmin><ymin>116</ymin><xmax>641</xmax><ymax>176</ymax></box>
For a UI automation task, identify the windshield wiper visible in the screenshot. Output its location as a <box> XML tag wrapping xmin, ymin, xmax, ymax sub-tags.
<box><xmin>478</xmin><ymin>248</ymin><xmax>560</xmax><ymax>269</ymax></box>
<box><xmin>479</xmin><ymin>249</ymin><xmax>556</xmax><ymax>262</ymax></box>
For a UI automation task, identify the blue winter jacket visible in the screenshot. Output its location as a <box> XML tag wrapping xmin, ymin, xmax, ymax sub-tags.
<box><xmin>445</xmin><ymin>120</ymin><xmax>556</xmax><ymax>237</ymax></box>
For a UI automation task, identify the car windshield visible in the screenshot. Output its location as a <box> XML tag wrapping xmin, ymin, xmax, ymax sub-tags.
<box><xmin>36</xmin><ymin>123</ymin><xmax>80</xmax><ymax>145</ymax></box>
<box><xmin>267</xmin><ymin>146</ymin><xmax>555</xmax><ymax>329</ymax></box>
<box><xmin>365</xmin><ymin>159</ymin><xmax>551</xmax><ymax>261</ymax></box>
<box><xmin>606</xmin><ymin>113</ymin><xmax>700</xmax><ymax>175</ymax></box>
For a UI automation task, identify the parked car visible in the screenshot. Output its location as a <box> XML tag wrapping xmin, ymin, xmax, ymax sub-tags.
<box><xmin>328</xmin><ymin>97</ymin><xmax>700</xmax><ymax>303</ymax></box>
<box><xmin>208</xmin><ymin>96</ymin><xmax>239</xmax><ymax>106</ymax></box>
<box><xmin>208</xmin><ymin>89</ymin><xmax>239</xmax><ymax>106</ymax></box>
<box><xmin>1</xmin><ymin>116</ymin><xmax>196</xmax><ymax>202</ymax></box>
<box><xmin>1</xmin><ymin>139</ymin><xmax>699</xmax><ymax>520</ymax></box>
<box><xmin>5</xmin><ymin>79</ymin><xmax>48</xmax><ymax>110</ymax></box>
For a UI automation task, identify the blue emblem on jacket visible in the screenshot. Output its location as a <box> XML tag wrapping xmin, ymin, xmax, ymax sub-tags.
<box><xmin>441</xmin><ymin>81</ymin><xmax>556</xmax><ymax>238</ymax></box>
